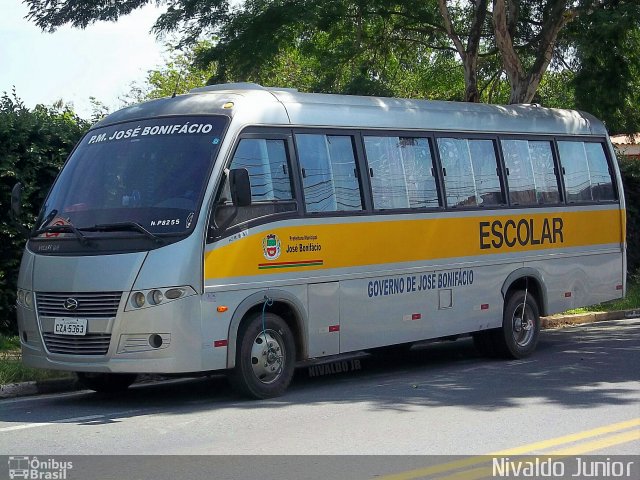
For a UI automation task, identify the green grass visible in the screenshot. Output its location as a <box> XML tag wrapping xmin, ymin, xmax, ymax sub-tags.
<box><xmin>0</xmin><ymin>335</ymin><xmax>20</xmax><ymax>352</ymax></box>
<box><xmin>0</xmin><ymin>334</ymin><xmax>73</xmax><ymax>385</ymax></box>
<box><xmin>564</xmin><ymin>277</ymin><xmax>640</xmax><ymax>315</ymax></box>
<box><xmin>0</xmin><ymin>359</ymin><xmax>73</xmax><ymax>385</ymax></box>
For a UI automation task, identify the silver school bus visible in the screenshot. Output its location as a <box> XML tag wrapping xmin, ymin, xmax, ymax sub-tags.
<box><xmin>14</xmin><ymin>83</ymin><xmax>626</xmax><ymax>398</ymax></box>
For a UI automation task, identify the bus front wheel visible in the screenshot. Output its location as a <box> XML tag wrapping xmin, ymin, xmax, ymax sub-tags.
<box><xmin>76</xmin><ymin>372</ymin><xmax>137</xmax><ymax>393</ymax></box>
<box><xmin>229</xmin><ymin>312</ymin><xmax>296</xmax><ymax>399</ymax></box>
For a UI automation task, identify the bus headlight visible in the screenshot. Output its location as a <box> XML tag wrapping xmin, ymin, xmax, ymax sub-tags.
<box><xmin>132</xmin><ymin>292</ymin><xmax>146</xmax><ymax>308</ymax></box>
<box><xmin>17</xmin><ymin>288</ymin><xmax>34</xmax><ymax>310</ymax></box>
<box><xmin>149</xmin><ymin>289</ymin><xmax>163</xmax><ymax>305</ymax></box>
<box><xmin>126</xmin><ymin>286</ymin><xmax>196</xmax><ymax>311</ymax></box>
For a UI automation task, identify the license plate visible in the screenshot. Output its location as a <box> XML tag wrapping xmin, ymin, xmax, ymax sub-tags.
<box><xmin>53</xmin><ymin>318</ymin><xmax>87</xmax><ymax>336</ymax></box>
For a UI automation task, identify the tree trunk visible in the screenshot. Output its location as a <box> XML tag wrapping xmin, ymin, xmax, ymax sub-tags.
<box><xmin>493</xmin><ymin>0</ymin><xmax>576</xmax><ymax>104</ymax></box>
<box><xmin>438</xmin><ymin>0</ymin><xmax>488</xmax><ymax>103</ymax></box>
<box><xmin>463</xmin><ymin>55</ymin><xmax>480</xmax><ymax>103</ymax></box>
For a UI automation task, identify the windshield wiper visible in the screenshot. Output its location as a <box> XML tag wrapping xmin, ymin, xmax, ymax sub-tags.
<box><xmin>81</xmin><ymin>222</ymin><xmax>165</xmax><ymax>244</ymax></box>
<box><xmin>32</xmin><ymin>224</ymin><xmax>90</xmax><ymax>246</ymax></box>
<box><xmin>36</xmin><ymin>209</ymin><xmax>58</xmax><ymax>231</ymax></box>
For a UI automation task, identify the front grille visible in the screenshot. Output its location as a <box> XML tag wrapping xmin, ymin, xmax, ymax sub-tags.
<box><xmin>43</xmin><ymin>333</ymin><xmax>111</xmax><ymax>355</ymax></box>
<box><xmin>36</xmin><ymin>292</ymin><xmax>122</xmax><ymax>318</ymax></box>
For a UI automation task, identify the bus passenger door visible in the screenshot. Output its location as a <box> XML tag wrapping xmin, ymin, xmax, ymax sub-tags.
<box><xmin>307</xmin><ymin>282</ymin><xmax>340</xmax><ymax>357</ymax></box>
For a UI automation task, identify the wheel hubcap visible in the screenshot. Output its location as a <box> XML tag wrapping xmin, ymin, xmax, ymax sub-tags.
<box><xmin>250</xmin><ymin>329</ymin><xmax>285</xmax><ymax>384</ymax></box>
<box><xmin>512</xmin><ymin>303</ymin><xmax>534</xmax><ymax>347</ymax></box>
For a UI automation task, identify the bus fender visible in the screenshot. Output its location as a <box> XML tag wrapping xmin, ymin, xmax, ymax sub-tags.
<box><xmin>226</xmin><ymin>289</ymin><xmax>308</xmax><ymax>369</ymax></box>
<box><xmin>501</xmin><ymin>268</ymin><xmax>548</xmax><ymax>316</ymax></box>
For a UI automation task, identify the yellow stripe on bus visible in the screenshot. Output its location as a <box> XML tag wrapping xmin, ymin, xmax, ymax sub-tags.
<box><xmin>204</xmin><ymin>209</ymin><xmax>623</xmax><ymax>280</ymax></box>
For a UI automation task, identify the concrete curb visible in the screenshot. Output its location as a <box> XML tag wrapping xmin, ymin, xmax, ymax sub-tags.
<box><xmin>0</xmin><ymin>373</ymin><xmax>167</xmax><ymax>400</ymax></box>
<box><xmin>541</xmin><ymin>308</ymin><xmax>640</xmax><ymax>329</ymax></box>
<box><xmin>0</xmin><ymin>377</ymin><xmax>78</xmax><ymax>399</ymax></box>
<box><xmin>1</xmin><ymin>309</ymin><xmax>638</xmax><ymax>400</ymax></box>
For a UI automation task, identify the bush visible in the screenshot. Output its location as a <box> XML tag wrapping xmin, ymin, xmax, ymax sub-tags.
<box><xmin>0</xmin><ymin>91</ymin><xmax>89</xmax><ymax>334</ymax></box>
<box><xmin>618</xmin><ymin>155</ymin><xmax>640</xmax><ymax>276</ymax></box>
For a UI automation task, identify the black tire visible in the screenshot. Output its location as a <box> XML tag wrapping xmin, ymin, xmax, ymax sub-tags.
<box><xmin>472</xmin><ymin>331</ymin><xmax>496</xmax><ymax>357</ymax></box>
<box><xmin>493</xmin><ymin>290</ymin><xmax>540</xmax><ymax>359</ymax></box>
<box><xmin>229</xmin><ymin>312</ymin><xmax>296</xmax><ymax>399</ymax></box>
<box><xmin>76</xmin><ymin>372</ymin><xmax>137</xmax><ymax>393</ymax></box>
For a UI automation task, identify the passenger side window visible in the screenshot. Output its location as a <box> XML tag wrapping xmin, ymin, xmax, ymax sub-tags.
<box><xmin>501</xmin><ymin>140</ymin><xmax>560</xmax><ymax>205</ymax></box>
<box><xmin>436</xmin><ymin>138</ymin><xmax>502</xmax><ymax>207</ymax></box>
<box><xmin>213</xmin><ymin>138</ymin><xmax>296</xmax><ymax>231</ymax></box>
<box><xmin>364</xmin><ymin>136</ymin><xmax>439</xmax><ymax>209</ymax></box>
<box><xmin>295</xmin><ymin>134</ymin><xmax>363</xmax><ymax>213</ymax></box>
<box><xmin>585</xmin><ymin>143</ymin><xmax>615</xmax><ymax>201</ymax></box>
<box><xmin>229</xmin><ymin>138</ymin><xmax>293</xmax><ymax>201</ymax></box>
<box><xmin>557</xmin><ymin>141</ymin><xmax>615</xmax><ymax>202</ymax></box>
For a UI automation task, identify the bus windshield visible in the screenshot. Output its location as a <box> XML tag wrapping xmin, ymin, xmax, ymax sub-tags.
<box><xmin>34</xmin><ymin>115</ymin><xmax>228</xmax><ymax>238</ymax></box>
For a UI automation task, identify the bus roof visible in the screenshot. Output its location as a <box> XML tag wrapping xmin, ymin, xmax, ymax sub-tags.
<box><xmin>95</xmin><ymin>83</ymin><xmax>607</xmax><ymax>137</ymax></box>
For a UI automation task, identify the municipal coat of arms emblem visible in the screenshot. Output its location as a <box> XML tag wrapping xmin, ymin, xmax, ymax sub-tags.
<box><xmin>262</xmin><ymin>233</ymin><xmax>281</xmax><ymax>260</ymax></box>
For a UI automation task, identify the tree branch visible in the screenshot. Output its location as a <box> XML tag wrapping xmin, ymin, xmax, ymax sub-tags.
<box><xmin>493</xmin><ymin>0</ymin><xmax>525</xmax><ymax>86</ymax></box>
<box><xmin>437</xmin><ymin>0</ymin><xmax>466</xmax><ymax>58</ymax></box>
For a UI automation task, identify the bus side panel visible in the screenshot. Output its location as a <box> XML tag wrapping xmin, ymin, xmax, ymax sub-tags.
<box><xmin>527</xmin><ymin>249</ymin><xmax>624</xmax><ymax>315</ymax></box>
<box><xmin>307</xmin><ymin>282</ymin><xmax>340</xmax><ymax>357</ymax></box>
<box><xmin>199</xmin><ymin>289</ymin><xmax>237</xmax><ymax>371</ymax></box>
<box><xmin>339</xmin><ymin>274</ymin><xmax>432</xmax><ymax>352</ymax></box>
<box><xmin>427</xmin><ymin>263</ymin><xmax>510</xmax><ymax>336</ymax></box>
<box><xmin>338</xmin><ymin>263</ymin><xmax>509</xmax><ymax>353</ymax></box>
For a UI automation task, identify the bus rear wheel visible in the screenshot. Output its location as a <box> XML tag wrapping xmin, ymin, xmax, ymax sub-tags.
<box><xmin>76</xmin><ymin>372</ymin><xmax>137</xmax><ymax>393</ymax></box>
<box><xmin>229</xmin><ymin>312</ymin><xmax>296</xmax><ymax>399</ymax></box>
<box><xmin>473</xmin><ymin>290</ymin><xmax>540</xmax><ymax>359</ymax></box>
<box><xmin>497</xmin><ymin>290</ymin><xmax>540</xmax><ymax>358</ymax></box>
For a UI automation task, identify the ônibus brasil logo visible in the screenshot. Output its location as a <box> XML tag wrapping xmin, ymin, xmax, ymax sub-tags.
<box><xmin>7</xmin><ymin>456</ymin><xmax>73</xmax><ymax>479</ymax></box>
<box><xmin>262</xmin><ymin>234</ymin><xmax>281</xmax><ymax>260</ymax></box>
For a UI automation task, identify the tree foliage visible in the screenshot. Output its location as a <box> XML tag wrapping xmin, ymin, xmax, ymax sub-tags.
<box><xmin>22</xmin><ymin>0</ymin><xmax>640</xmax><ymax>121</ymax></box>
<box><xmin>25</xmin><ymin>0</ymin><xmax>230</xmax><ymax>45</ymax></box>
<box><xmin>567</xmin><ymin>0</ymin><xmax>640</xmax><ymax>134</ymax></box>
<box><xmin>0</xmin><ymin>91</ymin><xmax>89</xmax><ymax>334</ymax></box>
<box><xmin>123</xmin><ymin>41</ymin><xmax>218</xmax><ymax>104</ymax></box>
<box><xmin>202</xmin><ymin>0</ymin><xmax>503</xmax><ymax>100</ymax></box>
<box><xmin>198</xmin><ymin>1</ymin><xmax>457</xmax><ymax>98</ymax></box>
<box><xmin>618</xmin><ymin>154</ymin><xmax>640</xmax><ymax>275</ymax></box>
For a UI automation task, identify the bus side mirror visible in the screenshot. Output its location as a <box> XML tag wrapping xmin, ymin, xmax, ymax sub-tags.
<box><xmin>229</xmin><ymin>168</ymin><xmax>252</xmax><ymax>207</ymax></box>
<box><xmin>10</xmin><ymin>182</ymin><xmax>23</xmax><ymax>220</ymax></box>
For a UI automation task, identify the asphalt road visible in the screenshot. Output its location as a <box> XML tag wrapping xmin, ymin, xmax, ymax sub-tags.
<box><xmin>1</xmin><ymin>319</ymin><xmax>638</xmax><ymax>479</ymax></box>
